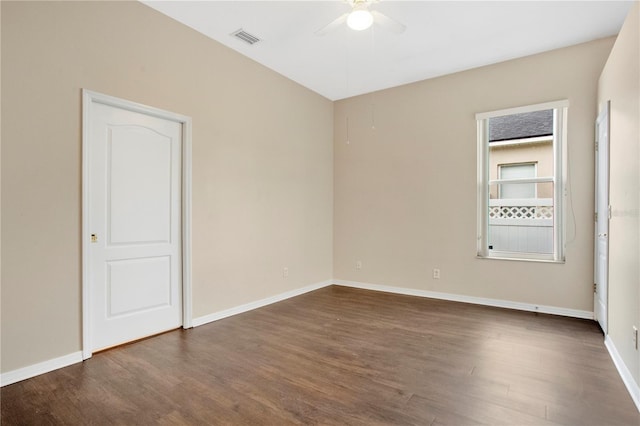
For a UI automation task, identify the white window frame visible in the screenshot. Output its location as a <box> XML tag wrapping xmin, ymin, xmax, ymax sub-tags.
<box><xmin>476</xmin><ymin>100</ymin><xmax>568</xmax><ymax>262</ymax></box>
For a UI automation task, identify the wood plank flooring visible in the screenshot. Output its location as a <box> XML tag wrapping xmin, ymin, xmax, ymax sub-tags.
<box><xmin>2</xmin><ymin>285</ymin><xmax>639</xmax><ymax>425</ymax></box>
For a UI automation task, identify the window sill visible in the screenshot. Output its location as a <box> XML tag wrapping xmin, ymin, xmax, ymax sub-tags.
<box><xmin>476</xmin><ymin>254</ymin><xmax>565</xmax><ymax>264</ymax></box>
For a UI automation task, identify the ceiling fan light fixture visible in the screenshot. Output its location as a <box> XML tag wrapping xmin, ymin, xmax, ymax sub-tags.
<box><xmin>347</xmin><ymin>9</ymin><xmax>373</xmax><ymax>31</ymax></box>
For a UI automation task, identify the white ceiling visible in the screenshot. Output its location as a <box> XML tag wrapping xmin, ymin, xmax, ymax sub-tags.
<box><xmin>142</xmin><ymin>1</ymin><xmax>634</xmax><ymax>101</ymax></box>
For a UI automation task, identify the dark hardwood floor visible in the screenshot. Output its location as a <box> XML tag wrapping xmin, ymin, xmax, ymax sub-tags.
<box><xmin>2</xmin><ymin>285</ymin><xmax>639</xmax><ymax>425</ymax></box>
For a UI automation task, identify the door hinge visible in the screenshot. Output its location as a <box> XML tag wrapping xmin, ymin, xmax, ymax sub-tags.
<box><xmin>595</xmin><ymin>141</ymin><xmax>599</xmax><ymax>151</ymax></box>
<box><xmin>594</xmin><ymin>283</ymin><xmax>597</xmax><ymax>293</ymax></box>
<box><xmin>595</xmin><ymin>212</ymin><xmax>598</xmax><ymax>222</ymax></box>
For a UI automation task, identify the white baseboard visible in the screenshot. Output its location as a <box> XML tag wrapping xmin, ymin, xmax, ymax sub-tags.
<box><xmin>333</xmin><ymin>279</ymin><xmax>594</xmax><ymax>320</ymax></box>
<box><xmin>192</xmin><ymin>280</ymin><xmax>333</xmax><ymax>327</ymax></box>
<box><xmin>605</xmin><ymin>336</ymin><xmax>640</xmax><ymax>412</ymax></box>
<box><xmin>1</xmin><ymin>351</ymin><xmax>83</xmax><ymax>387</ymax></box>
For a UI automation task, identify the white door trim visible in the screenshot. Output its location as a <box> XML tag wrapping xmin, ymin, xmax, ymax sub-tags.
<box><xmin>594</xmin><ymin>100</ymin><xmax>610</xmax><ymax>334</ymax></box>
<box><xmin>82</xmin><ymin>89</ymin><xmax>193</xmax><ymax>360</ymax></box>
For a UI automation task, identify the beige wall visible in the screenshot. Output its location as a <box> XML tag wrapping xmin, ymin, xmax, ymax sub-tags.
<box><xmin>598</xmin><ymin>2</ymin><xmax>640</xmax><ymax>388</ymax></box>
<box><xmin>334</xmin><ymin>38</ymin><xmax>614</xmax><ymax>311</ymax></box>
<box><xmin>1</xmin><ymin>1</ymin><xmax>333</xmax><ymax>372</ymax></box>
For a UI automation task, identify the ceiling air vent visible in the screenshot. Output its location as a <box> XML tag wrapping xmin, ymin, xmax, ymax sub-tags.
<box><xmin>231</xmin><ymin>29</ymin><xmax>261</xmax><ymax>45</ymax></box>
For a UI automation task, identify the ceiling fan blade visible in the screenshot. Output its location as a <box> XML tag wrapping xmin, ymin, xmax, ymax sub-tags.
<box><xmin>315</xmin><ymin>13</ymin><xmax>349</xmax><ymax>36</ymax></box>
<box><xmin>371</xmin><ymin>10</ymin><xmax>406</xmax><ymax>34</ymax></box>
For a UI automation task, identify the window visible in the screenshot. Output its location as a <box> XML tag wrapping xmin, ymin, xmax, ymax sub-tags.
<box><xmin>498</xmin><ymin>163</ymin><xmax>536</xmax><ymax>199</ymax></box>
<box><xmin>476</xmin><ymin>101</ymin><xmax>568</xmax><ymax>262</ymax></box>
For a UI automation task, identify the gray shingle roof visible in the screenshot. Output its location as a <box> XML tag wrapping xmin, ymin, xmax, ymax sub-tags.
<box><xmin>489</xmin><ymin>110</ymin><xmax>553</xmax><ymax>142</ymax></box>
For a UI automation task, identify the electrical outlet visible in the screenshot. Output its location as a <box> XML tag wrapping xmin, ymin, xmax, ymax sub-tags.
<box><xmin>433</xmin><ymin>268</ymin><xmax>440</xmax><ymax>279</ymax></box>
<box><xmin>283</xmin><ymin>267</ymin><xmax>289</xmax><ymax>278</ymax></box>
<box><xmin>356</xmin><ymin>260</ymin><xmax>362</xmax><ymax>270</ymax></box>
<box><xmin>633</xmin><ymin>326</ymin><xmax>638</xmax><ymax>350</ymax></box>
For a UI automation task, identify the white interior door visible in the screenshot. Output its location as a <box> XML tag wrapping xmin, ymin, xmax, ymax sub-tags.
<box><xmin>86</xmin><ymin>95</ymin><xmax>183</xmax><ymax>353</ymax></box>
<box><xmin>594</xmin><ymin>101</ymin><xmax>610</xmax><ymax>334</ymax></box>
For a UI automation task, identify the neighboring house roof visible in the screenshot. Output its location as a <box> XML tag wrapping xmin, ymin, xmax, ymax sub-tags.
<box><xmin>489</xmin><ymin>110</ymin><xmax>553</xmax><ymax>142</ymax></box>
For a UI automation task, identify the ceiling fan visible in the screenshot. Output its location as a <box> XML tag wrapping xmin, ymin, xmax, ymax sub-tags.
<box><xmin>315</xmin><ymin>0</ymin><xmax>407</xmax><ymax>36</ymax></box>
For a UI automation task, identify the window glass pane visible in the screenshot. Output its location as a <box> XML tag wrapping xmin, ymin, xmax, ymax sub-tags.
<box><xmin>484</xmin><ymin>108</ymin><xmax>557</xmax><ymax>259</ymax></box>
<box><xmin>478</xmin><ymin>103</ymin><xmax>566</xmax><ymax>261</ymax></box>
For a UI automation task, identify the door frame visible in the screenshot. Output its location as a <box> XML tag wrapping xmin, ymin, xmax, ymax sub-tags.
<box><xmin>594</xmin><ymin>100</ymin><xmax>610</xmax><ymax>333</ymax></box>
<box><xmin>81</xmin><ymin>89</ymin><xmax>193</xmax><ymax>360</ymax></box>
